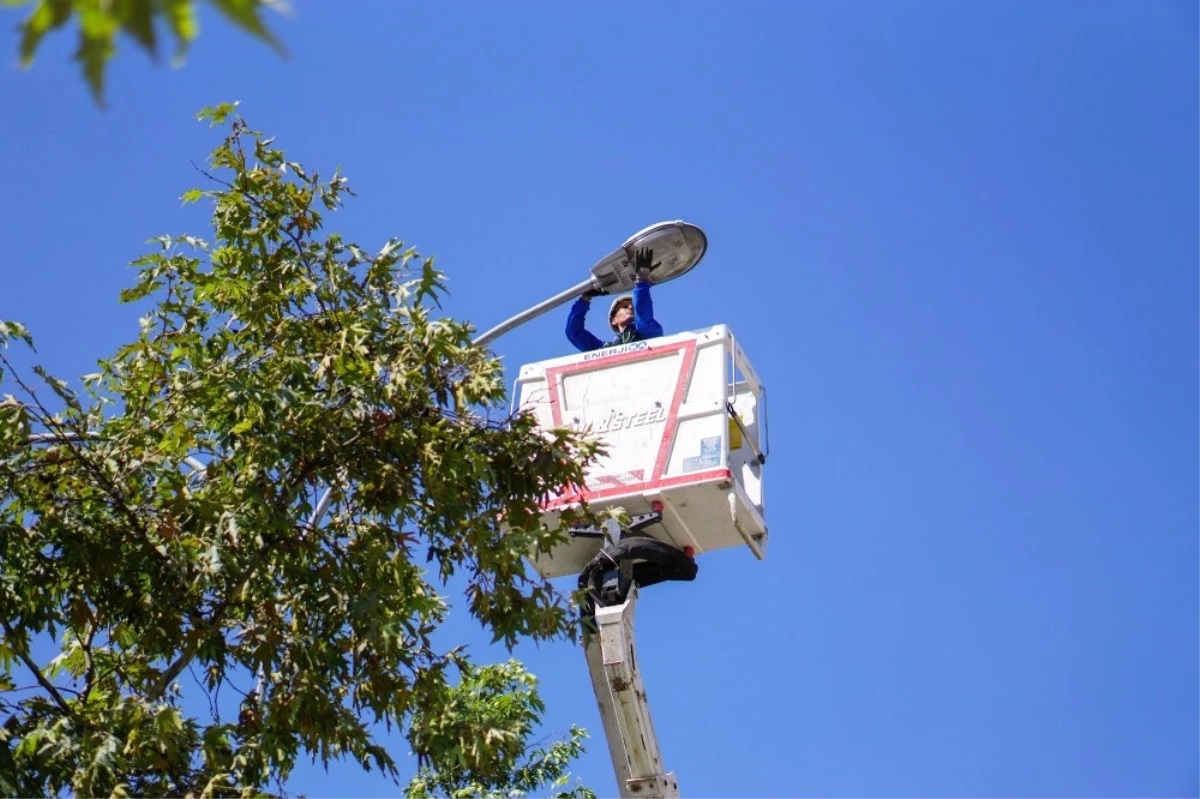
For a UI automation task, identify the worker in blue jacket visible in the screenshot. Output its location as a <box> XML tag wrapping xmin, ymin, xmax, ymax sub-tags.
<box><xmin>566</xmin><ymin>248</ymin><xmax>663</xmax><ymax>352</ymax></box>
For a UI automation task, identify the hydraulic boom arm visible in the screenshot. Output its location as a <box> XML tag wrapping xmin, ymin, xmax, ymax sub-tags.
<box><xmin>575</xmin><ymin>514</ymin><xmax>697</xmax><ymax>797</ymax></box>
<box><xmin>584</xmin><ymin>587</ymin><xmax>679</xmax><ymax>798</ymax></box>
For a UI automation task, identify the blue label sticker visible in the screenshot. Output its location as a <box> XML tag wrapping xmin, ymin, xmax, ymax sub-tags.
<box><xmin>682</xmin><ymin>456</ymin><xmax>702</xmax><ymax>472</ymax></box>
<box><xmin>700</xmin><ymin>436</ymin><xmax>721</xmax><ymax>467</ymax></box>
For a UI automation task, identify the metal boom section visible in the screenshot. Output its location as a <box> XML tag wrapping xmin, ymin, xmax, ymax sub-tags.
<box><xmin>584</xmin><ymin>586</ymin><xmax>679</xmax><ymax>798</ymax></box>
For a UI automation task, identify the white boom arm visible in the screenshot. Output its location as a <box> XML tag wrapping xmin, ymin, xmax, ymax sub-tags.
<box><xmin>584</xmin><ymin>586</ymin><xmax>680</xmax><ymax>798</ymax></box>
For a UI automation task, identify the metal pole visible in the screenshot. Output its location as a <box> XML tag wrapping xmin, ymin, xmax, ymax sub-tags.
<box><xmin>472</xmin><ymin>277</ymin><xmax>599</xmax><ymax>348</ymax></box>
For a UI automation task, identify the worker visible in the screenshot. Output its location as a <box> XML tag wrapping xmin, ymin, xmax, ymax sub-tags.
<box><xmin>566</xmin><ymin>247</ymin><xmax>663</xmax><ymax>352</ymax></box>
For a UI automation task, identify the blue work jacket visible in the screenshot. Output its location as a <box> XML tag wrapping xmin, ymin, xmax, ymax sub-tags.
<box><xmin>565</xmin><ymin>281</ymin><xmax>664</xmax><ymax>352</ymax></box>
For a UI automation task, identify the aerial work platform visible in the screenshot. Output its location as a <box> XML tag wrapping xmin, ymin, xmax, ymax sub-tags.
<box><xmin>515</xmin><ymin>324</ymin><xmax>769</xmax><ymax>578</ymax></box>
<box><xmin>497</xmin><ymin>221</ymin><xmax>770</xmax><ymax>798</ymax></box>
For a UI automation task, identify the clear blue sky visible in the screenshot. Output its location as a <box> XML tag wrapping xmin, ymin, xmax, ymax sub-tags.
<box><xmin>2</xmin><ymin>2</ymin><xmax>1196</xmax><ymax>796</ymax></box>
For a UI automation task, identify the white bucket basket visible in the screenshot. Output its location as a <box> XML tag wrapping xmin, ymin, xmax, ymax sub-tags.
<box><xmin>515</xmin><ymin>324</ymin><xmax>768</xmax><ymax>578</ymax></box>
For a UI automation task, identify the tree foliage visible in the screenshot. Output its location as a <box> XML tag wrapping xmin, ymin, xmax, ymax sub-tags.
<box><xmin>405</xmin><ymin>660</ymin><xmax>594</xmax><ymax>799</ymax></box>
<box><xmin>5</xmin><ymin>0</ymin><xmax>281</xmax><ymax>104</ymax></box>
<box><xmin>0</xmin><ymin>103</ymin><xmax>598</xmax><ymax>797</ymax></box>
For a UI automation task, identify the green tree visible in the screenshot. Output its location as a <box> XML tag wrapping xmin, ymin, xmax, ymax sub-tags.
<box><xmin>5</xmin><ymin>0</ymin><xmax>281</xmax><ymax>104</ymax></box>
<box><xmin>405</xmin><ymin>660</ymin><xmax>594</xmax><ymax>799</ymax></box>
<box><xmin>0</xmin><ymin>103</ymin><xmax>598</xmax><ymax>797</ymax></box>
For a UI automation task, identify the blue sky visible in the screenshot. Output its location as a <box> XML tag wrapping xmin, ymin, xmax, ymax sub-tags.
<box><xmin>2</xmin><ymin>2</ymin><xmax>1197</xmax><ymax>796</ymax></box>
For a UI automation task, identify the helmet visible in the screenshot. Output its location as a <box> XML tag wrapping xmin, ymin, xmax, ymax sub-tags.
<box><xmin>608</xmin><ymin>295</ymin><xmax>633</xmax><ymax>331</ymax></box>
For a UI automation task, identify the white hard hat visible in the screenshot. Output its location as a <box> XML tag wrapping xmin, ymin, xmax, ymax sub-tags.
<box><xmin>608</xmin><ymin>295</ymin><xmax>633</xmax><ymax>331</ymax></box>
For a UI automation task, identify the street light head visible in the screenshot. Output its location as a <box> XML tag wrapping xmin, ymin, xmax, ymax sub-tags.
<box><xmin>590</xmin><ymin>220</ymin><xmax>708</xmax><ymax>294</ymax></box>
<box><xmin>621</xmin><ymin>220</ymin><xmax>708</xmax><ymax>285</ymax></box>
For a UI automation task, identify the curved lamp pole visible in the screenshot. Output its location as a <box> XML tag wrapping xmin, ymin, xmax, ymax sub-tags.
<box><xmin>472</xmin><ymin>220</ymin><xmax>707</xmax><ymax>348</ymax></box>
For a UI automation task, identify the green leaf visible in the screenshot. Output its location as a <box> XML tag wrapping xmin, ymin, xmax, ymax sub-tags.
<box><xmin>17</xmin><ymin>0</ymin><xmax>71</xmax><ymax>69</ymax></box>
<box><xmin>14</xmin><ymin>1</ymin><xmax>279</xmax><ymax>104</ymax></box>
<box><xmin>163</xmin><ymin>0</ymin><xmax>199</xmax><ymax>59</ymax></box>
<box><xmin>74</xmin><ymin>29</ymin><xmax>116</xmax><ymax>106</ymax></box>
<box><xmin>121</xmin><ymin>0</ymin><xmax>157</xmax><ymax>55</ymax></box>
<box><xmin>195</xmin><ymin>100</ymin><xmax>240</xmax><ymax>126</ymax></box>
<box><xmin>209</xmin><ymin>0</ymin><xmax>283</xmax><ymax>53</ymax></box>
<box><xmin>0</xmin><ymin>320</ymin><xmax>35</xmax><ymax>348</ymax></box>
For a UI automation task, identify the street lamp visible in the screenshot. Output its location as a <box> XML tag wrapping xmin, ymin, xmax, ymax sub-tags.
<box><xmin>472</xmin><ymin>220</ymin><xmax>708</xmax><ymax>348</ymax></box>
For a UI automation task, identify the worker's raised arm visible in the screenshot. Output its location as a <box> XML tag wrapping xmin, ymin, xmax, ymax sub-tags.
<box><xmin>631</xmin><ymin>280</ymin><xmax>663</xmax><ymax>339</ymax></box>
<box><xmin>565</xmin><ymin>295</ymin><xmax>604</xmax><ymax>352</ymax></box>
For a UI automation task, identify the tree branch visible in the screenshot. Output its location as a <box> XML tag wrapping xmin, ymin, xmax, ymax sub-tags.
<box><xmin>2</xmin><ymin>355</ymin><xmax>163</xmax><ymax>562</ymax></box>
<box><xmin>0</xmin><ymin>619</ymin><xmax>77</xmax><ymax>719</ymax></box>
<box><xmin>151</xmin><ymin>534</ymin><xmax>277</xmax><ymax>699</ymax></box>
<box><xmin>81</xmin><ymin>608</ymin><xmax>98</xmax><ymax>697</ymax></box>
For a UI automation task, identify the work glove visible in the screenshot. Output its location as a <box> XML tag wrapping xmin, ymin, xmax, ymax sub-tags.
<box><xmin>633</xmin><ymin>247</ymin><xmax>655</xmax><ymax>281</ymax></box>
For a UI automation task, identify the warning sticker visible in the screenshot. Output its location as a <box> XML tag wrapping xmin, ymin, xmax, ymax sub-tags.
<box><xmin>682</xmin><ymin>436</ymin><xmax>723</xmax><ymax>472</ymax></box>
